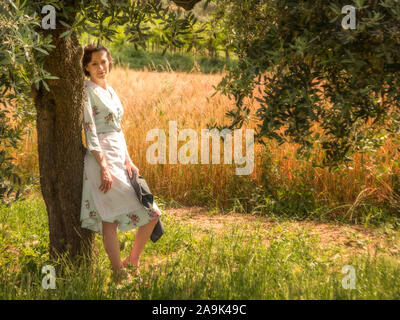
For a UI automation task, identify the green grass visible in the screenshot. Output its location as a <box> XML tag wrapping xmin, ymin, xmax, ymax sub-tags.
<box><xmin>109</xmin><ymin>44</ymin><xmax>238</xmax><ymax>74</ymax></box>
<box><xmin>0</xmin><ymin>194</ymin><xmax>399</xmax><ymax>299</ymax></box>
<box><xmin>211</xmin><ymin>173</ymin><xmax>400</xmax><ymax>230</ymax></box>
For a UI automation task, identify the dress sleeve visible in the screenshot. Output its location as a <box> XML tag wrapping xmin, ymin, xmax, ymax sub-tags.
<box><xmin>83</xmin><ymin>88</ymin><xmax>102</xmax><ymax>154</ymax></box>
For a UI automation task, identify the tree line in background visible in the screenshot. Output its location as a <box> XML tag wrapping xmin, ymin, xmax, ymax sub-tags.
<box><xmin>83</xmin><ymin>0</ymin><xmax>234</xmax><ymax>60</ymax></box>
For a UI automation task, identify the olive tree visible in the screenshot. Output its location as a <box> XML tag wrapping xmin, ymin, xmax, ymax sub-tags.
<box><xmin>212</xmin><ymin>0</ymin><xmax>400</xmax><ymax>167</ymax></box>
<box><xmin>0</xmin><ymin>0</ymin><xmax>202</xmax><ymax>263</ymax></box>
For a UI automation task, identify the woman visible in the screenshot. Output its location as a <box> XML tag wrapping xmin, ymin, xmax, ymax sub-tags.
<box><xmin>80</xmin><ymin>43</ymin><xmax>162</xmax><ymax>282</ymax></box>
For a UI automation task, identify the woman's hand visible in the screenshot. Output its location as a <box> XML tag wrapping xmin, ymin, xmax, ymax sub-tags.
<box><xmin>99</xmin><ymin>166</ymin><xmax>113</xmax><ymax>193</ymax></box>
<box><xmin>126</xmin><ymin>159</ymin><xmax>139</xmax><ymax>179</ymax></box>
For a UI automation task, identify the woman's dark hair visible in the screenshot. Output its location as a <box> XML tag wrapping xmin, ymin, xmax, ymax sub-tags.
<box><xmin>82</xmin><ymin>43</ymin><xmax>114</xmax><ymax>77</ymax></box>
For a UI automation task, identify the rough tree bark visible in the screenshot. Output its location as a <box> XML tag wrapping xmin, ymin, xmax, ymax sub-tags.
<box><xmin>32</xmin><ymin>18</ymin><xmax>93</xmax><ymax>263</ymax></box>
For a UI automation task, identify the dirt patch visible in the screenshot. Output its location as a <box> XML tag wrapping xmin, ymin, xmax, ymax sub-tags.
<box><xmin>167</xmin><ymin>206</ymin><xmax>272</xmax><ymax>233</ymax></box>
<box><xmin>163</xmin><ymin>207</ymin><xmax>399</xmax><ymax>257</ymax></box>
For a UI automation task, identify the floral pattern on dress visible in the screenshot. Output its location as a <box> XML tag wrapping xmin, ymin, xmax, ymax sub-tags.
<box><xmin>105</xmin><ymin>112</ymin><xmax>114</xmax><ymax>125</ymax></box>
<box><xmin>89</xmin><ymin>211</ymin><xmax>98</xmax><ymax>219</ymax></box>
<box><xmin>129</xmin><ymin>214</ymin><xmax>140</xmax><ymax>225</ymax></box>
<box><xmin>81</xmin><ymin>81</ymin><xmax>164</xmax><ymax>235</ymax></box>
<box><xmin>149</xmin><ymin>208</ymin><xmax>161</xmax><ymax>219</ymax></box>
<box><xmin>84</xmin><ymin>122</ymin><xmax>93</xmax><ymax>132</ymax></box>
<box><xmin>92</xmin><ymin>106</ymin><xmax>100</xmax><ymax>117</ymax></box>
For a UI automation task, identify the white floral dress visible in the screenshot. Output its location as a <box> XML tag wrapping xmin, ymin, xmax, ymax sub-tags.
<box><xmin>80</xmin><ymin>79</ymin><xmax>162</xmax><ymax>235</ymax></box>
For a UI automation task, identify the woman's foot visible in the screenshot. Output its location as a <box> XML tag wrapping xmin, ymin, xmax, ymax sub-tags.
<box><xmin>122</xmin><ymin>258</ymin><xmax>141</xmax><ymax>275</ymax></box>
<box><xmin>112</xmin><ymin>267</ymin><xmax>132</xmax><ymax>284</ymax></box>
<box><xmin>122</xmin><ymin>258</ymin><xmax>147</xmax><ymax>286</ymax></box>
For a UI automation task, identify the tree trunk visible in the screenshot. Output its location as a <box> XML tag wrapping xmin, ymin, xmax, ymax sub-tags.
<box><xmin>208</xmin><ymin>38</ymin><xmax>214</xmax><ymax>58</ymax></box>
<box><xmin>32</xmin><ymin>23</ymin><xmax>94</xmax><ymax>263</ymax></box>
<box><xmin>225</xmin><ymin>47</ymin><xmax>230</xmax><ymax>60</ymax></box>
<box><xmin>27</xmin><ymin>0</ymin><xmax>202</xmax><ymax>265</ymax></box>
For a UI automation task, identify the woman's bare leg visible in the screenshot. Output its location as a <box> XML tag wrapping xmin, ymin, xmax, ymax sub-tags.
<box><xmin>124</xmin><ymin>217</ymin><xmax>160</xmax><ymax>268</ymax></box>
<box><xmin>102</xmin><ymin>221</ymin><xmax>123</xmax><ymax>273</ymax></box>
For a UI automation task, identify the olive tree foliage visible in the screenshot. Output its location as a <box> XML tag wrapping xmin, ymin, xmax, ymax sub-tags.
<box><xmin>0</xmin><ymin>109</ymin><xmax>25</xmax><ymax>205</ymax></box>
<box><xmin>0</xmin><ymin>2</ymin><xmax>47</xmax><ymax>204</ymax></box>
<box><xmin>211</xmin><ymin>0</ymin><xmax>400</xmax><ymax>168</ymax></box>
<box><xmin>1</xmin><ymin>0</ymin><xmax>203</xmax><ymax>93</ymax></box>
<box><xmin>0</xmin><ymin>0</ymin><xmax>203</xmax><ymax>203</ymax></box>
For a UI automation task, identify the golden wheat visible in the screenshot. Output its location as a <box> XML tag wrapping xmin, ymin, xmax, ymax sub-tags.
<box><xmin>12</xmin><ymin>65</ymin><xmax>400</xmax><ymax>212</ymax></box>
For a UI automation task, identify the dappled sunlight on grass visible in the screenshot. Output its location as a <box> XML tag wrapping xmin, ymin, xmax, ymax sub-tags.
<box><xmin>0</xmin><ymin>194</ymin><xmax>399</xmax><ymax>299</ymax></box>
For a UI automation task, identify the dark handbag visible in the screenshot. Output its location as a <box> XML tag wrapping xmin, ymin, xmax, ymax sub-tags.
<box><xmin>128</xmin><ymin>170</ymin><xmax>165</xmax><ymax>242</ymax></box>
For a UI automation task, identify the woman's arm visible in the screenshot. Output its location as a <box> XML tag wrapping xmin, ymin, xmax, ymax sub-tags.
<box><xmin>92</xmin><ymin>150</ymin><xmax>108</xmax><ymax>170</ymax></box>
<box><xmin>121</xmin><ymin>132</ymin><xmax>131</xmax><ymax>165</ymax></box>
<box><xmin>124</xmin><ymin>147</ymin><xmax>139</xmax><ymax>178</ymax></box>
<box><xmin>83</xmin><ymin>88</ymin><xmax>102</xmax><ymax>155</ymax></box>
<box><xmin>92</xmin><ymin>150</ymin><xmax>113</xmax><ymax>193</ymax></box>
<box><xmin>125</xmin><ymin>149</ymin><xmax>132</xmax><ymax>165</ymax></box>
<box><xmin>83</xmin><ymin>88</ymin><xmax>112</xmax><ymax>193</ymax></box>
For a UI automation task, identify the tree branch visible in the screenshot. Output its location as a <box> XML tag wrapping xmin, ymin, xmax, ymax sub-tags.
<box><xmin>171</xmin><ymin>0</ymin><xmax>203</xmax><ymax>10</ymax></box>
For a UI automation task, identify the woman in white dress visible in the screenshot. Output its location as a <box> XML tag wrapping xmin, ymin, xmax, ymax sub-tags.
<box><xmin>80</xmin><ymin>43</ymin><xmax>162</xmax><ymax>281</ymax></box>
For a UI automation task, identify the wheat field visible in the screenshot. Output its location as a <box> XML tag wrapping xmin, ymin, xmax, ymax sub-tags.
<box><xmin>13</xmin><ymin>66</ymin><xmax>400</xmax><ymax>219</ymax></box>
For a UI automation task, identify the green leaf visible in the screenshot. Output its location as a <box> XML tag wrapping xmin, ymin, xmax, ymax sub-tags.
<box><xmin>59</xmin><ymin>30</ymin><xmax>72</xmax><ymax>39</ymax></box>
<box><xmin>33</xmin><ymin>47</ymin><xmax>49</xmax><ymax>55</ymax></box>
<box><xmin>41</xmin><ymin>79</ymin><xmax>50</xmax><ymax>92</ymax></box>
<box><xmin>44</xmin><ymin>75</ymin><xmax>60</xmax><ymax>80</ymax></box>
<box><xmin>59</xmin><ymin>20</ymin><xmax>72</xmax><ymax>28</ymax></box>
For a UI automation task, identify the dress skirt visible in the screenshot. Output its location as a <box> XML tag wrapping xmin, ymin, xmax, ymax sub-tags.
<box><xmin>80</xmin><ymin>130</ymin><xmax>162</xmax><ymax>236</ymax></box>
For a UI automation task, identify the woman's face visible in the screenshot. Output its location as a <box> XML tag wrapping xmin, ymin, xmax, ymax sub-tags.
<box><xmin>85</xmin><ymin>50</ymin><xmax>110</xmax><ymax>81</ymax></box>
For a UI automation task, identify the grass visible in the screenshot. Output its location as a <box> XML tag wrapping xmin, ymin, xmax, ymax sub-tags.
<box><xmin>1</xmin><ymin>194</ymin><xmax>399</xmax><ymax>299</ymax></box>
<box><xmin>109</xmin><ymin>45</ymin><xmax>238</xmax><ymax>74</ymax></box>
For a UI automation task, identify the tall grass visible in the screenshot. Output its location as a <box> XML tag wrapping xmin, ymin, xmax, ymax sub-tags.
<box><xmin>12</xmin><ymin>66</ymin><xmax>400</xmax><ymax>225</ymax></box>
<box><xmin>0</xmin><ymin>195</ymin><xmax>399</xmax><ymax>299</ymax></box>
